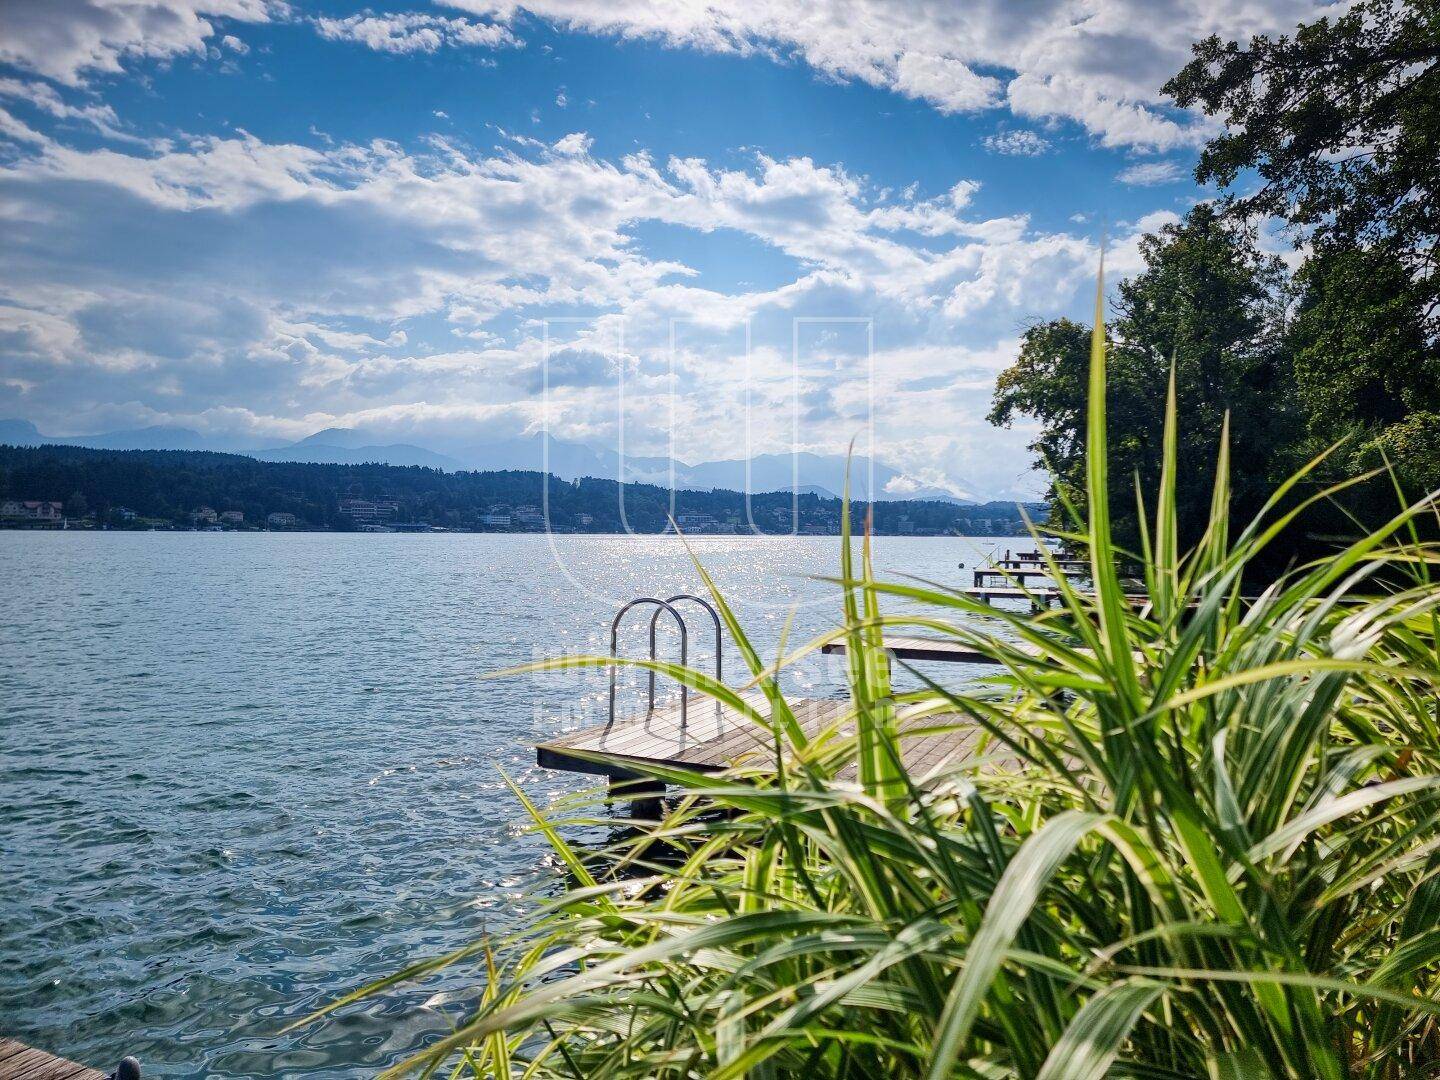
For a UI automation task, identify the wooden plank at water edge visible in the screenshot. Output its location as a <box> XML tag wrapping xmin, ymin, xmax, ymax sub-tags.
<box><xmin>0</xmin><ymin>1039</ymin><xmax>107</xmax><ymax>1080</ymax></box>
<box><xmin>535</xmin><ymin>691</ymin><xmax>988</xmax><ymax>782</ymax></box>
<box><xmin>820</xmin><ymin>634</ymin><xmax>1005</xmax><ymax>665</ymax></box>
<box><xmin>536</xmin><ymin>690</ymin><xmax>832</xmax><ymax>778</ymax></box>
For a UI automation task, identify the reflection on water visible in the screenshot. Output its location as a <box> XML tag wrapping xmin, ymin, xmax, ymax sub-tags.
<box><xmin>0</xmin><ymin>531</ymin><xmax>1021</xmax><ymax>1076</ymax></box>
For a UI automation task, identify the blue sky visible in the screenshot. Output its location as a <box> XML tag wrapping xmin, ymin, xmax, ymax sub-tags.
<box><xmin>0</xmin><ymin>0</ymin><xmax>1322</xmax><ymax>499</ymax></box>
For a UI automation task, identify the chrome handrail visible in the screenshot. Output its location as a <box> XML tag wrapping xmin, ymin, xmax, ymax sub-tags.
<box><xmin>648</xmin><ymin>594</ymin><xmax>723</xmax><ymax>715</ymax></box>
<box><xmin>610</xmin><ymin>597</ymin><xmax>688</xmax><ymax>728</ymax></box>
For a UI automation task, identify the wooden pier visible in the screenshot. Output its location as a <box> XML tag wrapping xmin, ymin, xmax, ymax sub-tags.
<box><xmin>1000</xmin><ymin>555</ymin><xmax>1088</xmax><ymax>571</ymax></box>
<box><xmin>0</xmin><ymin>1038</ymin><xmax>118</xmax><ymax>1080</ymax></box>
<box><xmin>820</xmin><ymin>633</ymin><xmax>1006</xmax><ymax>664</ymax></box>
<box><xmin>972</xmin><ymin>566</ymin><xmax>1055</xmax><ymax>587</ymax></box>
<box><xmin>964</xmin><ymin>585</ymin><xmax>1069</xmax><ymax>605</ymax></box>
<box><xmin>1012</xmin><ymin>550</ymin><xmax>1082</xmax><ymax>564</ymax></box>
<box><xmin>535</xmin><ymin>691</ymin><xmax>984</xmax><ymax>783</ymax></box>
<box><xmin>533</xmin><ymin>592</ymin><xmax>1090</xmax><ymax>788</ymax></box>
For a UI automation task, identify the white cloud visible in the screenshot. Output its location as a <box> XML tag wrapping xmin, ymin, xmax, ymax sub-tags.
<box><xmin>983</xmin><ymin>129</ymin><xmax>1051</xmax><ymax>157</ymax></box>
<box><xmin>552</xmin><ymin>131</ymin><xmax>591</xmax><ymax>156</ymax></box>
<box><xmin>2</xmin><ymin>0</ymin><xmax>1330</xmax><ymax>150</ymax></box>
<box><xmin>1117</xmin><ymin>160</ymin><xmax>1185</xmax><ymax>187</ymax></box>
<box><xmin>0</xmin><ymin>115</ymin><xmax>1152</xmax><ymax>488</ymax></box>
<box><xmin>0</xmin><ymin>0</ymin><xmax>276</xmax><ymax>85</ymax></box>
<box><xmin>0</xmin><ymin>77</ymin><xmax>145</xmax><ymax>143</ymax></box>
<box><xmin>446</xmin><ymin>0</ymin><xmax>1328</xmax><ymax>150</ymax></box>
<box><xmin>312</xmin><ymin>12</ymin><xmax>519</xmax><ymax>53</ymax></box>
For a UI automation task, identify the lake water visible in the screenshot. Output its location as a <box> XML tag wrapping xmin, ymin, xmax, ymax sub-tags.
<box><xmin>1</xmin><ymin>532</ymin><xmax>1024</xmax><ymax>1076</ymax></box>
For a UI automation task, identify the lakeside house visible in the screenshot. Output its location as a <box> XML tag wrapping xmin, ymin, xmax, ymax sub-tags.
<box><xmin>266</xmin><ymin>511</ymin><xmax>299</xmax><ymax>528</ymax></box>
<box><xmin>337</xmin><ymin>498</ymin><xmax>398</xmax><ymax>526</ymax></box>
<box><xmin>1</xmin><ymin>499</ymin><xmax>63</xmax><ymax>523</ymax></box>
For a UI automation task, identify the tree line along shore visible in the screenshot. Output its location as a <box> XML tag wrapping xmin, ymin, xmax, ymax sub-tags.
<box><xmin>0</xmin><ymin>444</ymin><xmax>1038</xmax><ymax>536</ymax></box>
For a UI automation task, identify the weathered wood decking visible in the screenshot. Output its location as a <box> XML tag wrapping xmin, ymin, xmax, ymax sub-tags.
<box><xmin>820</xmin><ymin>633</ymin><xmax>1007</xmax><ymax>664</ymax></box>
<box><xmin>972</xmin><ymin>566</ymin><xmax>1059</xmax><ymax>586</ymax></box>
<box><xmin>535</xmin><ymin>691</ymin><xmax>984</xmax><ymax>782</ymax></box>
<box><xmin>964</xmin><ymin>585</ymin><xmax>1072</xmax><ymax>604</ymax></box>
<box><xmin>962</xmin><ymin>585</ymin><xmax>1160</xmax><ymax>605</ymax></box>
<box><xmin>0</xmin><ymin>1039</ymin><xmax>106</xmax><ymax>1080</ymax></box>
<box><xmin>997</xmin><ymin>556</ymin><xmax>1089</xmax><ymax>571</ymax></box>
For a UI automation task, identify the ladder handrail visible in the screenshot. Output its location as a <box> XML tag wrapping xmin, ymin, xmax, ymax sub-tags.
<box><xmin>610</xmin><ymin>598</ymin><xmax>688</xmax><ymax>728</ymax></box>
<box><xmin>648</xmin><ymin>594</ymin><xmax>723</xmax><ymax>714</ymax></box>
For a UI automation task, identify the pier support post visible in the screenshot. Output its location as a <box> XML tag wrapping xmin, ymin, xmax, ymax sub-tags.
<box><xmin>609</xmin><ymin>777</ymin><xmax>665</xmax><ymax>819</ymax></box>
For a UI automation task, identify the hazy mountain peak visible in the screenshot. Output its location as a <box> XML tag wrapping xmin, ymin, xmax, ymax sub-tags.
<box><xmin>0</xmin><ymin>419</ymin><xmax>43</xmax><ymax>445</ymax></box>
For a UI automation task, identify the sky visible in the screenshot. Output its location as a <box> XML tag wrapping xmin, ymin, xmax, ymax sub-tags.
<box><xmin>0</xmin><ymin>0</ymin><xmax>1328</xmax><ymax>500</ymax></box>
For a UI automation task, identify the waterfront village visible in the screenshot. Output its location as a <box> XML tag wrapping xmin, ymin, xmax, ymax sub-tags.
<box><xmin>0</xmin><ymin>495</ymin><xmax>996</xmax><ymax>536</ymax></box>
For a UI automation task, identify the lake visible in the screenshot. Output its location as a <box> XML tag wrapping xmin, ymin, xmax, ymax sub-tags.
<box><xmin>1</xmin><ymin>532</ymin><xmax>1025</xmax><ymax>1076</ymax></box>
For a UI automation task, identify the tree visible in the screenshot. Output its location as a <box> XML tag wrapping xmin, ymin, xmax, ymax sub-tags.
<box><xmin>1167</xmin><ymin>0</ymin><xmax>1440</xmax><ymax>503</ymax></box>
<box><xmin>989</xmin><ymin>205</ymin><xmax>1300</xmax><ymax>550</ymax></box>
<box><xmin>1290</xmin><ymin>248</ymin><xmax>1438</xmax><ymax>432</ymax></box>
<box><xmin>1166</xmin><ymin>0</ymin><xmax>1440</xmax><ymax>335</ymax></box>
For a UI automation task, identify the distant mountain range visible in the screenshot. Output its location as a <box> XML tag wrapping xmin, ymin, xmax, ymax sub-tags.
<box><xmin>0</xmin><ymin>418</ymin><xmax>1040</xmax><ymax>503</ymax></box>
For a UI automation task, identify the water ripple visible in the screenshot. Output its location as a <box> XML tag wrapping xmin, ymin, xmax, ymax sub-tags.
<box><xmin>0</xmin><ymin>531</ymin><xmax>1012</xmax><ymax>1076</ymax></box>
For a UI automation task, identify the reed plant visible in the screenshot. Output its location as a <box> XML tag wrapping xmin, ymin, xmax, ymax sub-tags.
<box><xmin>322</xmin><ymin>276</ymin><xmax>1440</xmax><ymax>1077</ymax></box>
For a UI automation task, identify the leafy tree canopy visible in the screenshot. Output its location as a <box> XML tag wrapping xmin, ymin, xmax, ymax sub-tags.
<box><xmin>1166</xmin><ymin>0</ymin><xmax>1440</xmax><ymax>335</ymax></box>
<box><xmin>989</xmin><ymin>205</ymin><xmax>1300</xmax><ymax>550</ymax></box>
<box><xmin>1166</xmin><ymin>0</ymin><xmax>1440</xmax><ymax>498</ymax></box>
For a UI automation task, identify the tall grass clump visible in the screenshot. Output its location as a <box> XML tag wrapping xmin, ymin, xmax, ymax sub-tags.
<box><xmin>324</xmin><ymin>275</ymin><xmax>1440</xmax><ymax>1078</ymax></box>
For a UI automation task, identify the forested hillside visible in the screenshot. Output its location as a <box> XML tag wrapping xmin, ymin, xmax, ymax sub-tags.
<box><xmin>0</xmin><ymin>444</ymin><xmax>1037</xmax><ymax>535</ymax></box>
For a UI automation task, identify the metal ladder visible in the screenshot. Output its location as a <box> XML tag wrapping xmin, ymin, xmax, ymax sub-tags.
<box><xmin>607</xmin><ymin>594</ymin><xmax>723</xmax><ymax>731</ymax></box>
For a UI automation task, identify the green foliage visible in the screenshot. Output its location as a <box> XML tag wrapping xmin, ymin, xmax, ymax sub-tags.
<box><xmin>322</xmin><ymin>275</ymin><xmax>1440</xmax><ymax>1078</ymax></box>
<box><xmin>1359</xmin><ymin>410</ymin><xmax>1440</xmax><ymax>496</ymax></box>
<box><xmin>1165</xmin><ymin>0</ymin><xmax>1440</xmax><ymax>525</ymax></box>
<box><xmin>0</xmin><ymin>444</ymin><xmax>1030</xmax><ymax>535</ymax></box>
<box><xmin>1289</xmin><ymin>248</ymin><xmax>1440</xmax><ymax>434</ymax></box>
<box><xmin>988</xmin><ymin>318</ymin><xmax>1093</xmax><ymax>509</ymax></box>
<box><xmin>989</xmin><ymin>205</ymin><xmax>1300</xmax><ymax>551</ymax></box>
<box><xmin>1166</xmin><ymin>0</ymin><xmax>1440</xmax><ymax>339</ymax></box>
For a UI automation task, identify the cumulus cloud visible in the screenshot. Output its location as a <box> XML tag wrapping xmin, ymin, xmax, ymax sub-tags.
<box><xmin>982</xmin><ymin>129</ymin><xmax>1052</xmax><ymax>157</ymax></box>
<box><xmin>1117</xmin><ymin>160</ymin><xmax>1186</xmax><ymax>186</ymax></box>
<box><xmin>446</xmin><ymin>0</ymin><xmax>1327</xmax><ymax>150</ymax></box>
<box><xmin>0</xmin><ymin>78</ymin><xmax>129</xmax><ymax>139</ymax></box>
<box><xmin>551</xmin><ymin>131</ymin><xmax>592</xmax><ymax>156</ymax></box>
<box><xmin>0</xmin><ymin>0</ymin><xmax>276</xmax><ymax>85</ymax></box>
<box><xmin>312</xmin><ymin>12</ymin><xmax>519</xmax><ymax>54</ymax></box>
<box><xmin>5</xmin><ymin>0</ymin><xmax>1329</xmax><ymax>148</ymax></box>
<box><xmin>0</xmin><ymin>114</ymin><xmax>1140</xmax><ymax>484</ymax></box>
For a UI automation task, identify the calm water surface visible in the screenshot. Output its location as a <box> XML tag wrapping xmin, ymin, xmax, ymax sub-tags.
<box><xmin>1</xmin><ymin>532</ymin><xmax>1023</xmax><ymax>1076</ymax></box>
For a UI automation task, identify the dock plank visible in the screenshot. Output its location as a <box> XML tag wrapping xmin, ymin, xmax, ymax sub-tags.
<box><xmin>973</xmin><ymin>567</ymin><xmax>1057</xmax><ymax>584</ymax></box>
<box><xmin>536</xmin><ymin>692</ymin><xmax>994</xmax><ymax>782</ymax></box>
<box><xmin>820</xmin><ymin>634</ymin><xmax>1006</xmax><ymax>664</ymax></box>
<box><xmin>0</xmin><ymin>1041</ymin><xmax>104</xmax><ymax>1080</ymax></box>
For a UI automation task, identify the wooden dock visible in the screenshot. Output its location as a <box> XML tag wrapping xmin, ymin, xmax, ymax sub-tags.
<box><xmin>1013</xmin><ymin>550</ymin><xmax>1082</xmax><ymax>564</ymax></box>
<box><xmin>963</xmin><ymin>584</ymin><xmax>1161</xmax><ymax>605</ymax></box>
<box><xmin>535</xmin><ymin>691</ymin><xmax>984</xmax><ymax>782</ymax></box>
<box><xmin>973</xmin><ymin>566</ymin><xmax>1055</xmax><ymax>586</ymax></box>
<box><xmin>0</xmin><ymin>1038</ymin><xmax>111</xmax><ymax>1080</ymax></box>
<box><xmin>964</xmin><ymin>585</ymin><xmax>1070</xmax><ymax>605</ymax></box>
<box><xmin>820</xmin><ymin>633</ymin><xmax>1006</xmax><ymax>664</ymax></box>
<box><xmin>999</xmin><ymin>556</ymin><xmax>1088</xmax><ymax>571</ymax></box>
